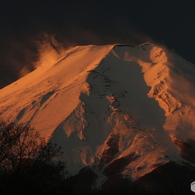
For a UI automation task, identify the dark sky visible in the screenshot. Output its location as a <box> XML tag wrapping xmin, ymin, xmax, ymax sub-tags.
<box><xmin>0</xmin><ymin>0</ymin><xmax>195</xmax><ymax>88</ymax></box>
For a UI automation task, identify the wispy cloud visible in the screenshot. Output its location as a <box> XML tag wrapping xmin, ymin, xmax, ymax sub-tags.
<box><xmin>33</xmin><ymin>33</ymin><xmax>65</xmax><ymax>69</ymax></box>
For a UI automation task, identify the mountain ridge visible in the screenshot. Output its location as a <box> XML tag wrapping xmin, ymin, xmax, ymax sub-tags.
<box><xmin>0</xmin><ymin>43</ymin><xmax>195</xmax><ymax>185</ymax></box>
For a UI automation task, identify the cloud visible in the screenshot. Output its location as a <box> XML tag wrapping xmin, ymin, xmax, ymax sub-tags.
<box><xmin>19</xmin><ymin>67</ymin><xmax>31</xmax><ymax>77</ymax></box>
<box><xmin>0</xmin><ymin>33</ymin><xmax>68</xmax><ymax>88</ymax></box>
<box><xmin>33</xmin><ymin>33</ymin><xmax>66</xmax><ymax>68</ymax></box>
<box><xmin>0</xmin><ymin>37</ymin><xmax>36</xmax><ymax>88</ymax></box>
<box><xmin>0</xmin><ymin>21</ymin><xmax>161</xmax><ymax>89</ymax></box>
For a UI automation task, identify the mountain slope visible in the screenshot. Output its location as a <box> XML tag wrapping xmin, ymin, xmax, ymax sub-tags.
<box><xmin>1</xmin><ymin>43</ymin><xmax>195</xmax><ymax>184</ymax></box>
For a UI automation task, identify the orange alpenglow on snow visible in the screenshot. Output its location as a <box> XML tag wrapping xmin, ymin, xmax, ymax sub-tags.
<box><xmin>1</xmin><ymin>43</ymin><xmax>195</xmax><ymax>185</ymax></box>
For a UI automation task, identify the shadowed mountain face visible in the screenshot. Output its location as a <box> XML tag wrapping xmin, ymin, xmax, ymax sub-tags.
<box><xmin>132</xmin><ymin>161</ymin><xmax>195</xmax><ymax>195</ymax></box>
<box><xmin>0</xmin><ymin>43</ymin><xmax>195</xmax><ymax>188</ymax></box>
<box><xmin>61</xmin><ymin>161</ymin><xmax>195</xmax><ymax>194</ymax></box>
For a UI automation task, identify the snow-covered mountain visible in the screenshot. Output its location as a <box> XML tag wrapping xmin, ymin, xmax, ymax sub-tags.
<box><xmin>1</xmin><ymin>43</ymin><xmax>195</xmax><ymax>185</ymax></box>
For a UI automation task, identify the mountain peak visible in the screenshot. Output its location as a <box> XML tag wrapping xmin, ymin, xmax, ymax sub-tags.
<box><xmin>0</xmin><ymin>43</ymin><xmax>195</xmax><ymax>184</ymax></box>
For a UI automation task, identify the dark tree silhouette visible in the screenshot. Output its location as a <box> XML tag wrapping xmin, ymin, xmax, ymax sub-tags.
<box><xmin>0</xmin><ymin>121</ymin><xmax>68</xmax><ymax>195</ymax></box>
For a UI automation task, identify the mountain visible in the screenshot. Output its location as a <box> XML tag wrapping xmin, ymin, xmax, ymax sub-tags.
<box><xmin>1</xmin><ymin>43</ymin><xmax>195</xmax><ymax>187</ymax></box>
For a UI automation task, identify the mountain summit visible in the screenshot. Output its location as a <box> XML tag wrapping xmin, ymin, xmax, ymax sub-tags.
<box><xmin>1</xmin><ymin>43</ymin><xmax>195</xmax><ymax>185</ymax></box>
